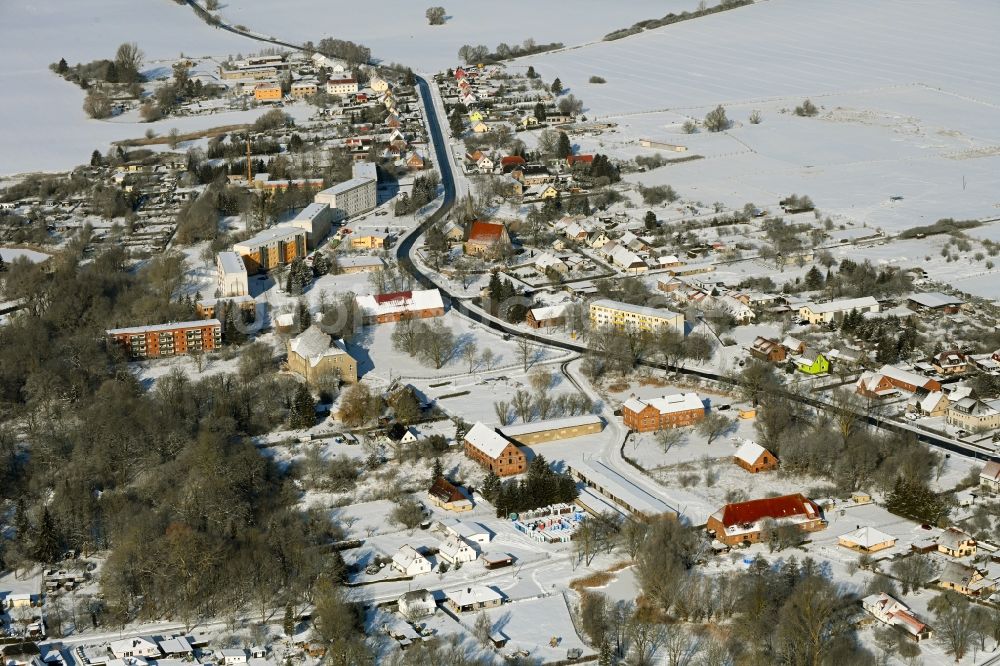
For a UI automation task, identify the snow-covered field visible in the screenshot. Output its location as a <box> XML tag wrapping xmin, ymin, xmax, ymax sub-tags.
<box><xmin>1</xmin><ymin>0</ymin><xmax>275</xmax><ymax>174</ymax></box>
<box><xmin>524</xmin><ymin>0</ymin><xmax>1000</xmax><ymax>234</ymax></box>
<box><xmin>210</xmin><ymin>0</ymin><xmax>697</xmax><ymax>72</ymax></box>
<box><xmin>0</xmin><ymin>0</ymin><xmax>703</xmax><ymax>175</ymax></box>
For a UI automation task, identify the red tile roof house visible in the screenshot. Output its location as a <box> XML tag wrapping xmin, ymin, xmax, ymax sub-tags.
<box><xmin>499</xmin><ymin>156</ymin><xmax>526</xmax><ymax>172</ymax></box>
<box><xmin>566</xmin><ymin>154</ymin><xmax>594</xmax><ymax>168</ymax></box>
<box><xmin>464</xmin><ymin>220</ymin><xmax>510</xmax><ymax>257</ymax></box>
<box><xmin>707</xmin><ymin>494</ymin><xmax>825</xmax><ymax>546</ymax></box>
<box><xmin>355</xmin><ymin>289</ymin><xmax>445</xmax><ymax>324</ymax></box>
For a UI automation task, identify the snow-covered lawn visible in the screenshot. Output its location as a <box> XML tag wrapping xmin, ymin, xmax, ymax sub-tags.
<box><xmin>483</xmin><ymin>594</ymin><xmax>591</xmax><ymax>662</ymax></box>
<box><xmin>0</xmin><ymin>247</ymin><xmax>51</xmax><ymax>263</ymax></box>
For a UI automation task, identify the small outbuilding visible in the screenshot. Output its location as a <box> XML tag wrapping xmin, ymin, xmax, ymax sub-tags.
<box><xmin>733</xmin><ymin>440</ymin><xmax>778</xmax><ymax>473</ymax></box>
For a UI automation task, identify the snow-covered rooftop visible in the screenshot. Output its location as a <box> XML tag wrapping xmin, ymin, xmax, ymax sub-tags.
<box><xmin>464</xmin><ymin>422</ymin><xmax>513</xmax><ymax>459</ymax></box>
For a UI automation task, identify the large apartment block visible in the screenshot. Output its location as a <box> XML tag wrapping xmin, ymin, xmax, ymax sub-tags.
<box><xmin>216</xmin><ymin>251</ymin><xmax>249</xmax><ymax>297</ymax></box>
<box><xmin>589</xmin><ymin>299</ymin><xmax>684</xmax><ymax>335</ymax></box>
<box><xmin>232</xmin><ymin>226</ymin><xmax>307</xmax><ymax>274</ymax></box>
<box><xmin>279</xmin><ymin>202</ymin><xmax>332</xmax><ymax>249</ymax></box>
<box><xmin>313</xmin><ymin>162</ymin><xmax>377</xmax><ymax>221</ymax></box>
<box><xmin>106</xmin><ymin>320</ymin><xmax>222</xmax><ymax>360</ymax></box>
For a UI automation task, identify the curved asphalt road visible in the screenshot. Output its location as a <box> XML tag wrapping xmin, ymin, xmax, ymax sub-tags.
<box><xmin>177</xmin><ymin>2</ymin><xmax>998</xmax><ymax>466</ymax></box>
<box><xmin>401</xmin><ymin>76</ymin><xmax>999</xmax><ymax>465</ymax></box>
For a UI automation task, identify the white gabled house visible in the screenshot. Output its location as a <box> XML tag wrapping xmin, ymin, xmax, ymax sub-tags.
<box><xmin>862</xmin><ymin>593</ymin><xmax>932</xmax><ymax>641</ymax></box>
<box><xmin>438</xmin><ymin>535</ymin><xmax>478</xmax><ymax>564</ymax></box>
<box><xmin>392</xmin><ymin>544</ymin><xmax>433</xmax><ymax>576</ymax></box>
<box><xmin>397</xmin><ymin>589</ymin><xmax>437</xmax><ymax>619</ymax></box>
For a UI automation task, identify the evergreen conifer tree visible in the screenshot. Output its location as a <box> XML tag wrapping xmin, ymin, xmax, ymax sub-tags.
<box><xmin>290</xmin><ymin>384</ymin><xmax>315</xmax><ymax>429</ymax></box>
<box><xmin>34</xmin><ymin>507</ymin><xmax>61</xmax><ymax>563</ymax></box>
<box><xmin>283</xmin><ymin>603</ymin><xmax>295</xmax><ymax>637</ymax></box>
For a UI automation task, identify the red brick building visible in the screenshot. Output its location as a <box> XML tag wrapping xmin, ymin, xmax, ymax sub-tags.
<box><xmin>707</xmin><ymin>494</ymin><xmax>825</xmax><ymax>546</ymax></box>
<box><xmin>733</xmin><ymin>441</ymin><xmax>779</xmax><ymax>473</ymax></box>
<box><xmin>464</xmin><ymin>422</ymin><xmax>525</xmax><ymax>477</ymax></box>
<box><xmin>621</xmin><ymin>393</ymin><xmax>705</xmax><ymax>432</ymax></box>
<box><xmin>106</xmin><ymin>319</ymin><xmax>222</xmax><ymax>360</ymax></box>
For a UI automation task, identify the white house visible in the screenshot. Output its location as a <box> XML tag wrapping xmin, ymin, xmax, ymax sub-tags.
<box><xmin>798</xmin><ymin>296</ymin><xmax>879</xmax><ymax>324</ymax></box>
<box><xmin>216</xmin><ymin>650</ymin><xmax>248</xmax><ymax>666</ymax></box>
<box><xmin>981</xmin><ymin>461</ymin><xmax>1000</xmax><ymax>493</ymax></box>
<box><xmin>392</xmin><ymin>544</ymin><xmax>433</xmax><ymax>576</ymax></box>
<box><xmin>109</xmin><ymin>638</ymin><xmax>160</xmax><ymax>659</ymax></box>
<box><xmin>862</xmin><ymin>593</ymin><xmax>932</xmax><ymax>641</ymax></box>
<box><xmin>397</xmin><ymin>589</ymin><xmax>437</xmax><ymax>619</ymax></box>
<box><xmin>446</xmin><ymin>585</ymin><xmax>503</xmax><ymax>613</ymax></box>
<box><xmin>440</xmin><ymin>519</ymin><xmax>492</xmax><ymax>549</ymax></box>
<box><xmin>438</xmin><ymin>535</ymin><xmax>478</xmax><ymax>564</ymax></box>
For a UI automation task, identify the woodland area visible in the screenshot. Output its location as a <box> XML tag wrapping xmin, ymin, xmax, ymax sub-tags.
<box><xmin>0</xmin><ymin>247</ymin><xmax>366</xmax><ymax>655</ymax></box>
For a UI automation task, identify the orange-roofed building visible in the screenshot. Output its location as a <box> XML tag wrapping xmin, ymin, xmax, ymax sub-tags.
<box><xmin>464</xmin><ymin>220</ymin><xmax>510</xmax><ymax>257</ymax></box>
<box><xmin>707</xmin><ymin>493</ymin><xmax>825</xmax><ymax>546</ymax></box>
<box><xmin>566</xmin><ymin>154</ymin><xmax>594</xmax><ymax>167</ymax></box>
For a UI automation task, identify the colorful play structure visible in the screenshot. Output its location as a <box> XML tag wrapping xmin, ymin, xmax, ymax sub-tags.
<box><xmin>511</xmin><ymin>503</ymin><xmax>585</xmax><ymax>543</ymax></box>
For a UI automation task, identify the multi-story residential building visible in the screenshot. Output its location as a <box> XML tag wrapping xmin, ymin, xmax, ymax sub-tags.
<box><xmin>290</xmin><ymin>80</ymin><xmax>318</xmax><ymax>98</ymax></box>
<box><xmin>253</xmin><ymin>82</ymin><xmax>282</xmax><ymax>102</ymax></box>
<box><xmin>355</xmin><ymin>289</ymin><xmax>445</xmax><ymax>325</ymax></box>
<box><xmin>325</xmin><ymin>78</ymin><xmax>359</xmax><ymax>95</ymax></box>
<box><xmin>279</xmin><ymin>202</ymin><xmax>331</xmax><ymax>249</ymax></box>
<box><xmin>463</xmin><ymin>422</ymin><xmax>525</xmax><ymax>477</ymax></box>
<box><xmin>621</xmin><ymin>392</ymin><xmax>705</xmax><ymax>432</ymax></box>
<box><xmin>313</xmin><ymin>162</ymin><xmax>377</xmax><ymax>221</ymax></box>
<box><xmin>589</xmin><ymin>299</ymin><xmax>684</xmax><ymax>335</ymax></box>
<box><xmin>106</xmin><ymin>320</ymin><xmax>222</xmax><ymax>360</ymax></box>
<box><xmin>947</xmin><ymin>397</ymin><xmax>1000</xmax><ymax>431</ymax></box>
<box><xmin>218</xmin><ymin>65</ymin><xmax>278</xmax><ymax>81</ymax></box>
<box><xmin>216</xmin><ymin>251</ymin><xmax>249</xmax><ymax>297</ymax></box>
<box><xmin>798</xmin><ymin>296</ymin><xmax>879</xmax><ymax>324</ymax></box>
<box><xmin>232</xmin><ymin>226</ymin><xmax>307</xmax><ymax>274</ymax></box>
<box><xmin>707</xmin><ymin>494</ymin><xmax>826</xmax><ymax>546</ymax></box>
